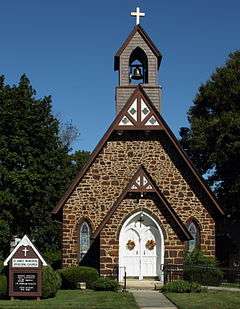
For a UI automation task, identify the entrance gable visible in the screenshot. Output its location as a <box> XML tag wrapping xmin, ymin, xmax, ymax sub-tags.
<box><xmin>93</xmin><ymin>165</ymin><xmax>192</xmax><ymax>242</ymax></box>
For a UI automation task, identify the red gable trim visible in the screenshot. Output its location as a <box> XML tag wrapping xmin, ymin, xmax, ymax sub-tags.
<box><xmin>114</xmin><ymin>25</ymin><xmax>162</xmax><ymax>71</ymax></box>
<box><xmin>92</xmin><ymin>165</ymin><xmax>192</xmax><ymax>241</ymax></box>
<box><xmin>52</xmin><ymin>86</ymin><xmax>224</xmax><ymax>217</ymax></box>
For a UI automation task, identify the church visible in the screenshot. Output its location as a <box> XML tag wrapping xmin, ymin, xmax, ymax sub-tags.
<box><xmin>52</xmin><ymin>8</ymin><xmax>224</xmax><ymax>281</ymax></box>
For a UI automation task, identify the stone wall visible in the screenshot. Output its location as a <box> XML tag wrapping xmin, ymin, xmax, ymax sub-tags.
<box><xmin>62</xmin><ymin>134</ymin><xmax>215</xmax><ymax>274</ymax></box>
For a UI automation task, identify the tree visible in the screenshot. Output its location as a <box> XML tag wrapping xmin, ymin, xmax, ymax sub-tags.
<box><xmin>0</xmin><ymin>74</ymin><xmax>75</xmax><ymax>256</ymax></box>
<box><xmin>70</xmin><ymin>150</ymin><xmax>90</xmax><ymax>174</ymax></box>
<box><xmin>180</xmin><ymin>51</ymin><xmax>240</xmax><ymax>264</ymax></box>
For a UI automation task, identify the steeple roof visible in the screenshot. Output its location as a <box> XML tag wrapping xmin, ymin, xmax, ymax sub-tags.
<box><xmin>114</xmin><ymin>25</ymin><xmax>162</xmax><ymax>71</ymax></box>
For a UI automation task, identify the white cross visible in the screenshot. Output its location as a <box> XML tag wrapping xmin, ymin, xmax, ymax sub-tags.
<box><xmin>22</xmin><ymin>247</ymin><xmax>29</xmax><ymax>257</ymax></box>
<box><xmin>131</xmin><ymin>7</ymin><xmax>145</xmax><ymax>25</ymax></box>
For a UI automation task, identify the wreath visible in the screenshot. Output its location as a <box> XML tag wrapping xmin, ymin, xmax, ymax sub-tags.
<box><xmin>126</xmin><ymin>240</ymin><xmax>135</xmax><ymax>250</ymax></box>
<box><xmin>145</xmin><ymin>239</ymin><xmax>156</xmax><ymax>250</ymax></box>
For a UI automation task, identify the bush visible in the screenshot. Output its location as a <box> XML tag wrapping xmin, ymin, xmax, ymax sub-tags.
<box><xmin>93</xmin><ymin>277</ymin><xmax>119</xmax><ymax>291</ymax></box>
<box><xmin>183</xmin><ymin>250</ymin><xmax>223</xmax><ymax>286</ymax></box>
<box><xmin>59</xmin><ymin>266</ymin><xmax>98</xmax><ymax>289</ymax></box>
<box><xmin>42</xmin><ymin>266</ymin><xmax>61</xmax><ymax>299</ymax></box>
<box><xmin>161</xmin><ymin>280</ymin><xmax>203</xmax><ymax>293</ymax></box>
<box><xmin>0</xmin><ymin>275</ymin><xmax>7</xmax><ymax>298</ymax></box>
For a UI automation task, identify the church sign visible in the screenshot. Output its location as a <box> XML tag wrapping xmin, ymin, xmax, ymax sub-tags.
<box><xmin>4</xmin><ymin>235</ymin><xmax>47</xmax><ymax>299</ymax></box>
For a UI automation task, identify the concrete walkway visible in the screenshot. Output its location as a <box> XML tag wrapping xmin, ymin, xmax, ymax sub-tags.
<box><xmin>131</xmin><ymin>290</ymin><xmax>177</xmax><ymax>309</ymax></box>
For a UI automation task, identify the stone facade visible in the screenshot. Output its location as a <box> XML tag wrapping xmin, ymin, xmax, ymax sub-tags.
<box><xmin>62</xmin><ymin>135</ymin><xmax>215</xmax><ymax>274</ymax></box>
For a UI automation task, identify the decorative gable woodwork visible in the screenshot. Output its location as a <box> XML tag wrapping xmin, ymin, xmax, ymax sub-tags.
<box><xmin>117</xmin><ymin>90</ymin><xmax>162</xmax><ymax>129</ymax></box>
<box><xmin>93</xmin><ymin>165</ymin><xmax>192</xmax><ymax>242</ymax></box>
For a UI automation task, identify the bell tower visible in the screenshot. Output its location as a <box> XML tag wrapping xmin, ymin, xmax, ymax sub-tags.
<box><xmin>114</xmin><ymin>8</ymin><xmax>162</xmax><ymax>113</ymax></box>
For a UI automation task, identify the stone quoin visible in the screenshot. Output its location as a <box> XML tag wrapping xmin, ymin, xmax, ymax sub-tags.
<box><xmin>52</xmin><ymin>8</ymin><xmax>224</xmax><ymax>281</ymax></box>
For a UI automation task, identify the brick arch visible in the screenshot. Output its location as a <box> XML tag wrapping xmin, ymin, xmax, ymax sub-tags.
<box><xmin>116</xmin><ymin>206</ymin><xmax>167</xmax><ymax>240</ymax></box>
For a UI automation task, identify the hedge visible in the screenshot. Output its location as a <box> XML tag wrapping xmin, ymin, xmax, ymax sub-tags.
<box><xmin>161</xmin><ymin>280</ymin><xmax>204</xmax><ymax>293</ymax></box>
<box><xmin>93</xmin><ymin>277</ymin><xmax>119</xmax><ymax>291</ymax></box>
<box><xmin>59</xmin><ymin>266</ymin><xmax>99</xmax><ymax>289</ymax></box>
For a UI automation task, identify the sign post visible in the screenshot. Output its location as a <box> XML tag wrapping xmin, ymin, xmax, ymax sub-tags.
<box><xmin>4</xmin><ymin>235</ymin><xmax>47</xmax><ymax>300</ymax></box>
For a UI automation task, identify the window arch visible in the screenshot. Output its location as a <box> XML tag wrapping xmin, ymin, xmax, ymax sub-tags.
<box><xmin>129</xmin><ymin>47</ymin><xmax>148</xmax><ymax>84</ymax></box>
<box><xmin>79</xmin><ymin>221</ymin><xmax>91</xmax><ymax>261</ymax></box>
<box><xmin>187</xmin><ymin>220</ymin><xmax>200</xmax><ymax>252</ymax></box>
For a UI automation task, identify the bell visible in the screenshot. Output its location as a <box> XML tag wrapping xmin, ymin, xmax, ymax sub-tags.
<box><xmin>131</xmin><ymin>66</ymin><xmax>143</xmax><ymax>80</ymax></box>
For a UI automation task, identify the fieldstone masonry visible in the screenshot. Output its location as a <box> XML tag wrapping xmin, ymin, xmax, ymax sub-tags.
<box><xmin>62</xmin><ymin>138</ymin><xmax>215</xmax><ymax>274</ymax></box>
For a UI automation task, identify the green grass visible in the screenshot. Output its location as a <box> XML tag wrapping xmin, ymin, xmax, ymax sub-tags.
<box><xmin>0</xmin><ymin>290</ymin><xmax>139</xmax><ymax>309</ymax></box>
<box><xmin>166</xmin><ymin>290</ymin><xmax>240</xmax><ymax>309</ymax></box>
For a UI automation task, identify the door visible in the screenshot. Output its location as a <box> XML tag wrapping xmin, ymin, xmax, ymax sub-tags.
<box><xmin>119</xmin><ymin>212</ymin><xmax>162</xmax><ymax>280</ymax></box>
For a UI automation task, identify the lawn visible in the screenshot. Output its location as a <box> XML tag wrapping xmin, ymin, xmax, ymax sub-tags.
<box><xmin>0</xmin><ymin>290</ymin><xmax>139</xmax><ymax>309</ymax></box>
<box><xmin>166</xmin><ymin>290</ymin><xmax>240</xmax><ymax>309</ymax></box>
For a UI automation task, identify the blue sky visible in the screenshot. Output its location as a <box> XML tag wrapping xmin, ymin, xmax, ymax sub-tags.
<box><xmin>0</xmin><ymin>1</ymin><xmax>239</xmax><ymax>151</ymax></box>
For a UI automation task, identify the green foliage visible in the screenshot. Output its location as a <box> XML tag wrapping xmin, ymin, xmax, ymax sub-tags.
<box><xmin>0</xmin><ymin>275</ymin><xmax>7</xmax><ymax>298</ymax></box>
<box><xmin>70</xmin><ymin>150</ymin><xmax>90</xmax><ymax>175</ymax></box>
<box><xmin>0</xmin><ymin>220</ymin><xmax>11</xmax><ymax>260</ymax></box>
<box><xmin>0</xmin><ymin>74</ymin><xmax>84</xmax><ymax>257</ymax></box>
<box><xmin>0</xmin><ymin>261</ymin><xmax>4</xmax><ymax>274</ymax></box>
<box><xmin>179</xmin><ymin>51</ymin><xmax>240</xmax><ymax>256</ymax></box>
<box><xmin>184</xmin><ymin>250</ymin><xmax>223</xmax><ymax>286</ymax></box>
<box><xmin>93</xmin><ymin>277</ymin><xmax>119</xmax><ymax>291</ymax></box>
<box><xmin>161</xmin><ymin>280</ymin><xmax>203</xmax><ymax>293</ymax></box>
<box><xmin>59</xmin><ymin>266</ymin><xmax>99</xmax><ymax>289</ymax></box>
<box><xmin>43</xmin><ymin>249</ymin><xmax>61</xmax><ymax>270</ymax></box>
<box><xmin>42</xmin><ymin>266</ymin><xmax>61</xmax><ymax>299</ymax></box>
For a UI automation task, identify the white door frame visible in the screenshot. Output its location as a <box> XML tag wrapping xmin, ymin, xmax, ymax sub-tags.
<box><xmin>119</xmin><ymin>211</ymin><xmax>164</xmax><ymax>281</ymax></box>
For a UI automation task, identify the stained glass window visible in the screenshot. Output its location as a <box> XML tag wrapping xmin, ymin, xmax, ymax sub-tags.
<box><xmin>187</xmin><ymin>221</ymin><xmax>199</xmax><ymax>252</ymax></box>
<box><xmin>80</xmin><ymin>222</ymin><xmax>90</xmax><ymax>261</ymax></box>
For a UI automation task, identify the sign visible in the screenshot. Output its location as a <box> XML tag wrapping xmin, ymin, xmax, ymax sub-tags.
<box><xmin>12</xmin><ymin>259</ymin><xmax>39</xmax><ymax>268</ymax></box>
<box><xmin>4</xmin><ymin>235</ymin><xmax>47</xmax><ymax>299</ymax></box>
<box><xmin>13</xmin><ymin>273</ymin><xmax>38</xmax><ymax>292</ymax></box>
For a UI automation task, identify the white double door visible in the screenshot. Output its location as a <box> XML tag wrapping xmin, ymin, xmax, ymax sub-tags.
<box><xmin>119</xmin><ymin>218</ymin><xmax>161</xmax><ymax>280</ymax></box>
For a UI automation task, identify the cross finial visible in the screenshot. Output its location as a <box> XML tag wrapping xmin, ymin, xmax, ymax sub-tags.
<box><xmin>131</xmin><ymin>7</ymin><xmax>145</xmax><ymax>25</ymax></box>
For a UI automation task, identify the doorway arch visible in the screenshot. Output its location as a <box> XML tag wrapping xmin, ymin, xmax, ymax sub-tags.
<box><xmin>119</xmin><ymin>211</ymin><xmax>164</xmax><ymax>281</ymax></box>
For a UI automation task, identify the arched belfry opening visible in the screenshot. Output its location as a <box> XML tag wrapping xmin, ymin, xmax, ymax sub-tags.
<box><xmin>129</xmin><ymin>47</ymin><xmax>148</xmax><ymax>84</ymax></box>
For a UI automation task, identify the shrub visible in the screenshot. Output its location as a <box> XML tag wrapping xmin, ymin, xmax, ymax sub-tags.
<box><xmin>93</xmin><ymin>277</ymin><xmax>119</xmax><ymax>291</ymax></box>
<box><xmin>0</xmin><ymin>275</ymin><xmax>7</xmax><ymax>298</ymax></box>
<box><xmin>42</xmin><ymin>266</ymin><xmax>61</xmax><ymax>299</ymax></box>
<box><xmin>161</xmin><ymin>280</ymin><xmax>203</xmax><ymax>293</ymax></box>
<box><xmin>183</xmin><ymin>250</ymin><xmax>223</xmax><ymax>286</ymax></box>
<box><xmin>59</xmin><ymin>266</ymin><xmax>98</xmax><ymax>289</ymax></box>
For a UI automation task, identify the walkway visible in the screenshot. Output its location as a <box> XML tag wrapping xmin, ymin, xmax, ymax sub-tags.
<box><xmin>131</xmin><ymin>290</ymin><xmax>177</xmax><ymax>309</ymax></box>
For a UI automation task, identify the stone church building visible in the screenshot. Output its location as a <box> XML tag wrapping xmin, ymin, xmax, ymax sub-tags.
<box><xmin>52</xmin><ymin>20</ymin><xmax>224</xmax><ymax>280</ymax></box>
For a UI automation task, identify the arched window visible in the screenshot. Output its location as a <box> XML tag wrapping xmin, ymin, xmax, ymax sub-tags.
<box><xmin>129</xmin><ymin>47</ymin><xmax>148</xmax><ymax>84</ymax></box>
<box><xmin>187</xmin><ymin>221</ymin><xmax>200</xmax><ymax>252</ymax></box>
<box><xmin>79</xmin><ymin>222</ymin><xmax>91</xmax><ymax>261</ymax></box>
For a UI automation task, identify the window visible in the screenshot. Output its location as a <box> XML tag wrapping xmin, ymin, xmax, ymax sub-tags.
<box><xmin>187</xmin><ymin>221</ymin><xmax>199</xmax><ymax>252</ymax></box>
<box><xmin>79</xmin><ymin>222</ymin><xmax>90</xmax><ymax>261</ymax></box>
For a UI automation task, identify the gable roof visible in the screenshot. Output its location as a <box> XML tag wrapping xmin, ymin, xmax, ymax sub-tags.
<box><xmin>52</xmin><ymin>85</ymin><xmax>224</xmax><ymax>217</ymax></box>
<box><xmin>92</xmin><ymin>165</ymin><xmax>192</xmax><ymax>241</ymax></box>
<box><xmin>114</xmin><ymin>25</ymin><xmax>162</xmax><ymax>71</ymax></box>
<box><xmin>4</xmin><ymin>235</ymin><xmax>47</xmax><ymax>266</ymax></box>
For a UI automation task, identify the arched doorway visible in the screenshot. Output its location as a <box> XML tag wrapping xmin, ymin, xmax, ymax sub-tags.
<box><xmin>119</xmin><ymin>211</ymin><xmax>164</xmax><ymax>281</ymax></box>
